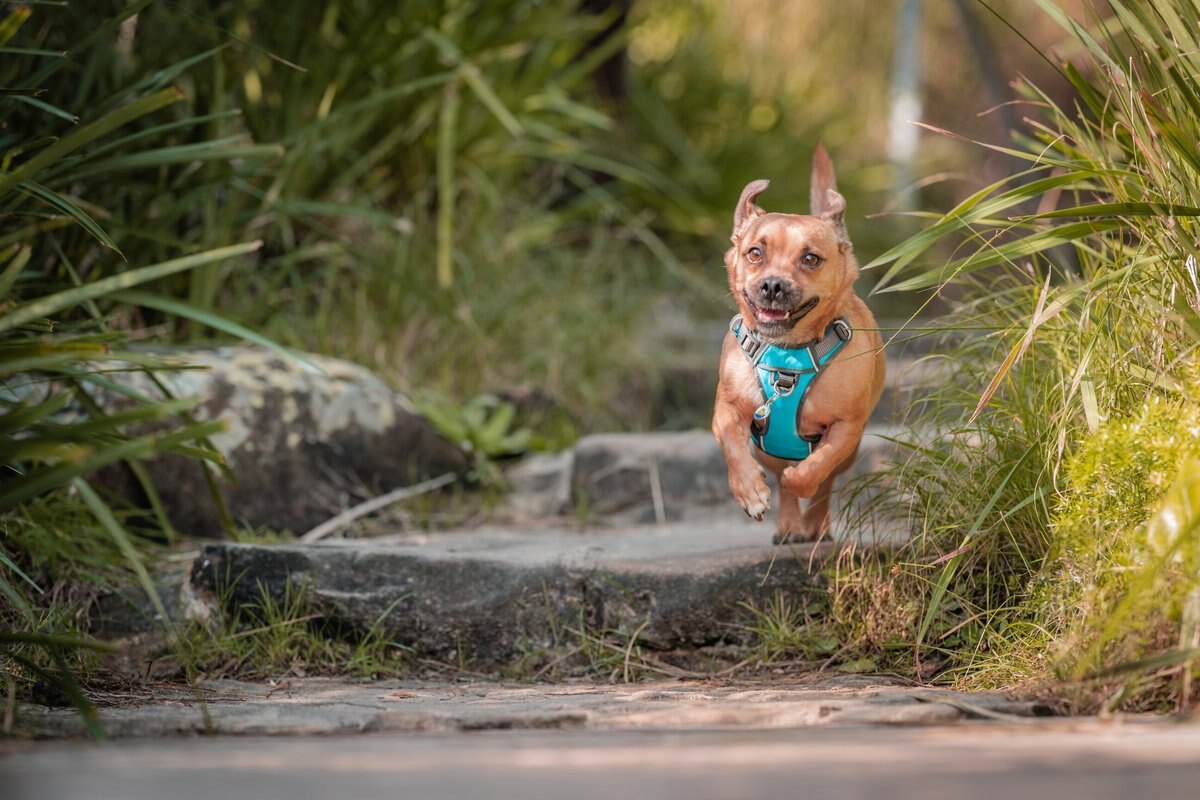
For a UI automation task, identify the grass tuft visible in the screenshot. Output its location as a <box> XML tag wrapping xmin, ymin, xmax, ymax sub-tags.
<box><xmin>838</xmin><ymin>0</ymin><xmax>1200</xmax><ymax>707</ymax></box>
<box><xmin>173</xmin><ymin>577</ymin><xmax>412</xmax><ymax>681</ymax></box>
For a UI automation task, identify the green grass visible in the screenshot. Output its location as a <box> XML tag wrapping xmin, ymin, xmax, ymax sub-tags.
<box><xmin>739</xmin><ymin>592</ymin><xmax>842</xmax><ymax>668</ymax></box>
<box><xmin>173</xmin><ymin>577</ymin><xmax>411</xmax><ymax>681</ymax></box>
<box><xmin>834</xmin><ymin>0</ymin><xmax>1200</xmax><ymax>709</ymax></box>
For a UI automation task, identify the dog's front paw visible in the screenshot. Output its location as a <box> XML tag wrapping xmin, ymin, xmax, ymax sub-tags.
<box><xmin>730</xmin><ymin>470</ymin><xmax>771</xmax><ymax>521</ymax></box>
<box><xmin>780</xmin><ymin>464</ymin><xmax>822</xmax><ymax>499</ymax></box>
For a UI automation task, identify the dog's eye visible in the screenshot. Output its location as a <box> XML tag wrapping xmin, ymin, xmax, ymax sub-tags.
<box><xmin>746</xmin><ymin>246</ymin><xmax>763</xmax><ymax>264</ymax></box>
<box><xmin>801</xmin><ymin>252</ymin><xmax>823</xmax><ymax>268</ymax></box>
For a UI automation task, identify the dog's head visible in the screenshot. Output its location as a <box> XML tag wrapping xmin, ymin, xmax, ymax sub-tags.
<box><xmin>725</xmin><ymin>145</ymin><xmax>858</xmax><ymax>344</ymax></box>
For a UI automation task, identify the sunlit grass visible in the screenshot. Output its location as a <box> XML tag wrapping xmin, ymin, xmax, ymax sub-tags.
<box><xmin>842</xmin><ymin>0</ymin><xmax>1200</xmax><ymax>708</ymax></box>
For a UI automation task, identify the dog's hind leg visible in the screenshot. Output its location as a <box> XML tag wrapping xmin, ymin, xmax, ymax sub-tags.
<box><xmin>775</xmin><ymin>474</ymin><xmax>836</xmax><ymax>544</ymax></box>
<box><xmin>773</xmin><ymin>479</ymin><xmax>803</xmax><ymax>543</ymax></box>
<box><xmin>801</xmin><ymin>474</ymin><xmax>836</xmax><ymax>541</ymax></box>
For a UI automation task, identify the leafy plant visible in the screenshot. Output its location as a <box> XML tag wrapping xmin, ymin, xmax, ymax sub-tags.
<box><xmin>0</xmin><ymin>0</ymin><xmax>290</xmax><ymax>732</ymax></box>
<box><xmin>847</xmin><ymin>0</ymin><xmax>1200</xmax><ymax>705</ymax></box>
<box><xmin>1045</xmin><ymin>370</ymin><xmax>1200</xmax><ymax>710</ymax></box>
<box><xmin>414</xmin><ymin>392</ymin><xmax>532</xmax><ymax>486</ymax></box>
<box><xmin>418</xmin><ymin>393</ymin><xmax>531</xmax><ymax>459</ymax></box>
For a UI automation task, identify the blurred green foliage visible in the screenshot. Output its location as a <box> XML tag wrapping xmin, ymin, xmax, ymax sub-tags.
<box><xmin>110</xmin><ymin>0</ymin><xmax>709</xmax><ymax>430</ymax></box>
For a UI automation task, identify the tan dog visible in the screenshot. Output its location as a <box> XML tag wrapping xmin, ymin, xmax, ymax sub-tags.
<box><xmin>712</xmin><ymin>145</ymin><xmax>886</xmax><ymax>543</ymax></box>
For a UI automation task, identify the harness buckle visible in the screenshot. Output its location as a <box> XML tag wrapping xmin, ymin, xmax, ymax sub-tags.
<box><xmin>740</xmin><ymin>335</ymin><xmax>767</xmax><ymax>365</ymax></box>
<box><xmin>833</xmin><ymin>318</ymin><xmax>853</xmax><ymax>342</ymax></box>
<box><xmin>771</xmin><ymin>372</ymin><xmax>798</xmax><ymax>395</ymax></box>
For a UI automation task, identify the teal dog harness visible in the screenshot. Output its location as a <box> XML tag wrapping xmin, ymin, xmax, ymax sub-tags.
<box><xmin>730</xmin><ymin>314</ymin><xmax>853</xmax><ymax>461</ymax></box>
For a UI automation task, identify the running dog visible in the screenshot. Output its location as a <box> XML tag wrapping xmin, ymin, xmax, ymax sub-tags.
<box><xmin>712</xmin><ymin>146</ymin><xmax>886</xmax><ymax>543</ymax></box>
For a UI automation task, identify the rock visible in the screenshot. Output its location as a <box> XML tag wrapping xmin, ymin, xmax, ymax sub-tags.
<box><xmin>100</xmin><ymin>347</ymin><xmax>468</xmax><ymax>536</ymax></box>
<box><xmin>502</xmin><ymin>451</ymin><xmax>574</xmax><ymax>519</ymax></box>
<box><xmin>568</xmin><ymin>432</ymin><xmax>729</xmax><ymax>523</ymax></box>
<box><xmin>497</xmin><ymin>429</ymin><xmax>907</xmax><ymax>529</ymax></box>
<box><xmin>191</xmin><ymin>520</ymin><xmax>829</xmax><ymax>665</ymax></box>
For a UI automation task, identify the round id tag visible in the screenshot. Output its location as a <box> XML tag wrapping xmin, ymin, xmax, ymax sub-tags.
<box><xmin>752</xmin><ymin>403</ymin><xmax>770</xmax><ymax>434</ymax></box>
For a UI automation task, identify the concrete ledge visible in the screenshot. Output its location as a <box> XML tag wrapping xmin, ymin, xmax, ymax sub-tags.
<box><xmin>192</xmin><ymin>522</ymin><xmax>833</xmax><ymax>665</ymax></box>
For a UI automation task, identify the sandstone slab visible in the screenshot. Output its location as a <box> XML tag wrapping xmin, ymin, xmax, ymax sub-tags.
<box><xmin>191</xmin><ymin>520</ymin><xmax>832</xmax><ymax>665</ymax></box>
<box><xmin>100</xmin><ymin>347</ymin><xmax>468</xmax><ymax>535</ymax></box>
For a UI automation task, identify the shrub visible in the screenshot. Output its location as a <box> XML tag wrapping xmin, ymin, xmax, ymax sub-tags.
<box><xmin>850</xmin><ymin>0</ymin><xmax>1200</xmax><ymax>707</ymax></box>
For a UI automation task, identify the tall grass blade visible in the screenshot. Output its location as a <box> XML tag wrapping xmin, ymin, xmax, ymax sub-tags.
<box><xmin>112</xmin><ymin>289</ymin><xmax>321</xmax><ymax>371</ymax></box>
<box><xmin>16</xmin><ymin>181</ymin><xmax>119</xmax><ymax>252</ymax></box>
<box><xmin>0</xmin><ymin>87</ymin><xmax>183</xmax><ymax>197</ymax></box>
<box><xmin>0</xmin><ymin>240</ymin><xmax>263</xmax><ymax>335</ymax></box>
<box><xmin>1018</xmin><ymin>202</ymin><xmax>1200</xmax><ymax>220</ymax></box>
<box><xmin>1084</xmin><ymin>647</ymin><xmax>1200</xmax><ymax>680</ymax></box>
<box><xmin>0</xmin><ymin>6</ymin><xmax>30</xmax><ymax>50</ymax></box>
<box><xmin>0</xmin><ymin>244</ymin><xmax>30</xmax><ymax>296</ymax></box>
<box><xmin>914</xmin><ymin>446</ymin><xmax>1037</xmax><ymax>649</ymax></box>
<box><xmin>436</xmin><ymin>78</ymin><xmax>460</xmax><ymax>288</ymax></box>
<box><xmin>0</xmin><ymin>549</ymin><xmax>41</xmax><ymax>595</ymax></box>
<box><xmin>458</xmin><ymin>63</ymin><xmax>526</xmax><ymax>138</ymax></box>
<box><xmin>69</xmin><ymin>141</ymin><xmax>285</xmax><ymax>180</ymax></box>
<box><xmin>72</xmin><ymin>477</ymin><xmax>169</xmax><ymax>628</ymax></box>
<box><xmin>0</xmin><ymin>418</ymin><xmax>225</xmax><ymax>510</ymax></box>
<box><xmin>7</xmin><ymin>651</ymin><xmax>103</xmax><ymax>739</ymax></box>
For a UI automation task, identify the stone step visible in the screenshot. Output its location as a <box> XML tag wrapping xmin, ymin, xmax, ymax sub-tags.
<box><xmin>192</xmin><ymin>521</ymin><xmax>835</xmax><ymax>668</ymax></box>
<box><xmin>188</xmin><ymin>429</ymin><xmax>909</xmax><ymax>668</ymax></box>
<box><xmin>20</xmin><ymin>675</ymin><xmax>1050</xmax><ymax>739</ymax></box>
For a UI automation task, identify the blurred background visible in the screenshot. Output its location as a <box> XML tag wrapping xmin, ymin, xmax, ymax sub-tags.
<box><xmin>2</xmin><ymin>0</ymin><xmax>1091</xmax><ymax>437</ymax></box>
<box><xmin>17</xmin><ymin>0</ymin><xmax>1200</xmax><ymax>712</ymax></box>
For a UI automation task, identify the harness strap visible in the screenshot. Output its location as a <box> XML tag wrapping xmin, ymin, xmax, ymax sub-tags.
<box><xmin>730</xmin><ymin>315</ymin><xmax>852</xmax><ymax>368</ymax></box>
<box><xmin>729</xmin><ymin>314</ymin><xmax>853</xmax><ymax>461</ymax></box>
<box><xmin>730</xmin><ymin>316</ymin><xmax>770</xmax><ymax>366</ymax></box>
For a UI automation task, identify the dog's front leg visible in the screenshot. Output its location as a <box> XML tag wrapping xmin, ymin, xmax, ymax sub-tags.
<box><xmin>712</xmin><ymin>402</ymin><xmax>771</xmax><ymax>521</ymax></box>
<box><xmin>780</xmin><ymin>419</ymin><xmax>863</xmax><ymax>499</ymax></box>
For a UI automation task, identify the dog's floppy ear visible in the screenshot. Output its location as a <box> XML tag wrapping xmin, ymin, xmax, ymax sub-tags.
<box><xmin>732</xmin><ymin>179</ymin><xmax>769</xmax><ymax>240</ymax></box>
<box><xmin>810</xmin><ymin>143</ymin><xmax>848</xmax><ymax>242</ymax></box>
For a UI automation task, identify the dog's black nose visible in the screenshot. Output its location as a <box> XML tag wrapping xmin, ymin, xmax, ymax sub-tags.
<box><xmin>758</xmin><ymin>277</ymin><xmax>788</xmax><ymax>302</ymax></box>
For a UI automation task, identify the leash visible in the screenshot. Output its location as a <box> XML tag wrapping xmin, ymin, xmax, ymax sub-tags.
<box><xmin>729</xmin><ymin>314</ymin><xmax>853</xmax><ymax>461</ymax></box>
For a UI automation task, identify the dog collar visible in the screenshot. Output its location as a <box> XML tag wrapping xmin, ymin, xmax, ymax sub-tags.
<box><xmin>729</xmin><ymin>314</ymin><xmax>853</xmax><ymax>461</ymax></box>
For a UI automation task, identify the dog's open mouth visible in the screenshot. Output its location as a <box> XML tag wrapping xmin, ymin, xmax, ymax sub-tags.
<box><xmin>749</xmin><ymin>295</ymin><xmax>819</xmax><ymax>327</ymax></box>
